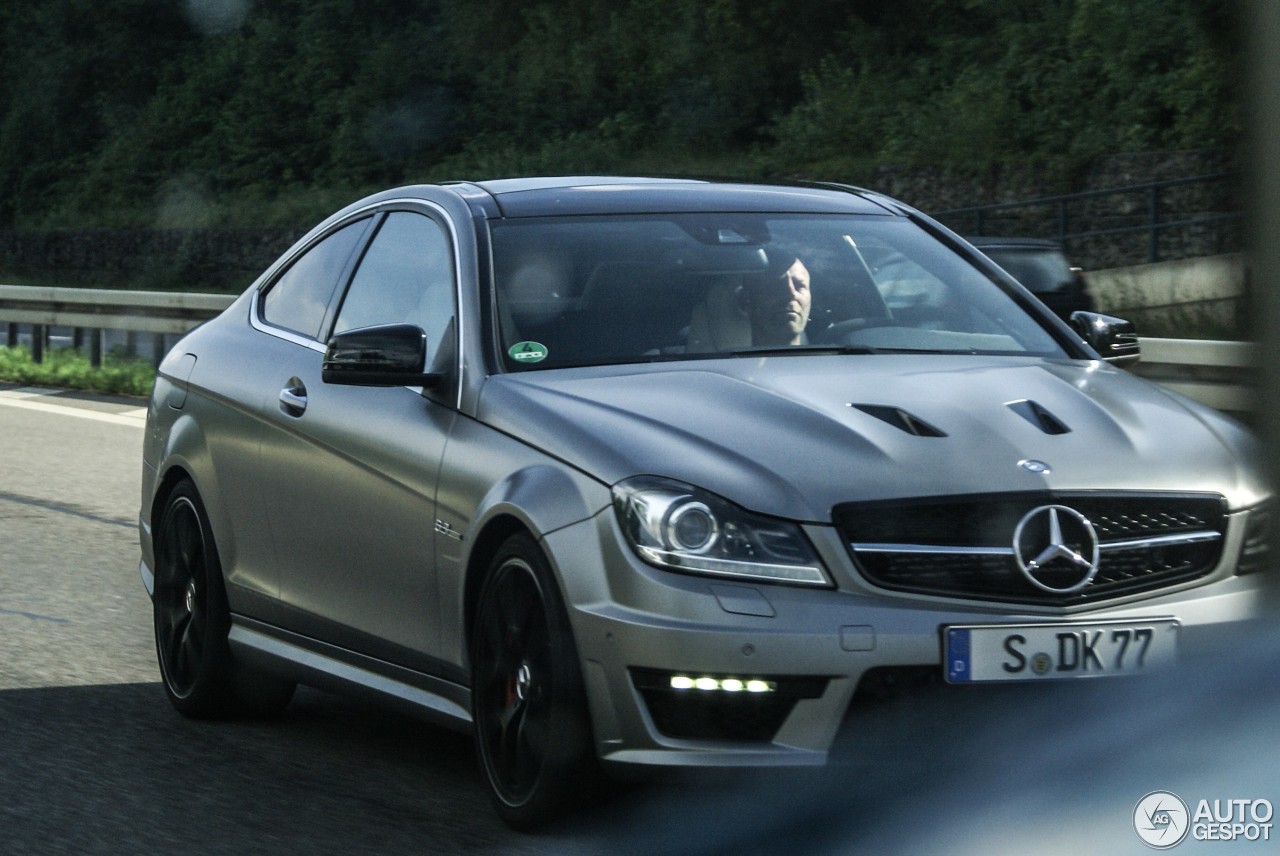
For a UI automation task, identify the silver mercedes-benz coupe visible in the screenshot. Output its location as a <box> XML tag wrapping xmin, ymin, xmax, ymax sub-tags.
<box><xmin>139</xmin><ymin>177</ymin><xmax>1271</xmax><ymax>827</ymax></box>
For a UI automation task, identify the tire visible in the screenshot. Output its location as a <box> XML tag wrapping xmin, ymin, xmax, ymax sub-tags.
<box><xmin>153</xmin><ymin>479</ymin><xmax>295</xmax><ymax>718</ymax></box>
<box><xmin>470</xmin><ymin>533</ymin><xmax>600</xmax><ymax>828</ymax></box>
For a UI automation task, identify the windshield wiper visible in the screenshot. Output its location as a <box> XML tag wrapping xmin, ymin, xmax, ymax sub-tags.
<box><xmin>726</xmin><ymin>344</ymin><xmax>881</xmax><ymax>357</ymax></box>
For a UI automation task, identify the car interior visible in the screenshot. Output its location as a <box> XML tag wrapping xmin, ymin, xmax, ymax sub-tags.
<box><xmin>493</xmin><ymin>216</ymin><xmax>1059</xmax><ymax>369</ymax></box>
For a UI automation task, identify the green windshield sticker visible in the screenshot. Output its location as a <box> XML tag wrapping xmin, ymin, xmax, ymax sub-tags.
<box><xmin>508</xmin><ymin>341</ymin><xmax>548</xmax><ymax>363</ymax></box>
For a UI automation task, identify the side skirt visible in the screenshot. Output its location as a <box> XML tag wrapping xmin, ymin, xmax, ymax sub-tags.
<box><xmin>228</xmin><ymin>615</ymin><xmax>473</xmax><ymax>734</ymax></box>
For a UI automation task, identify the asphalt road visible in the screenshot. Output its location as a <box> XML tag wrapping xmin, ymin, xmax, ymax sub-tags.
<box><xmin>0</xmin><ymin>388</ymin><xmax>534</xmax><ymax>855</ymax></box>
<box><xmin>1</xmin><ymin>384</ymin><xmax>1277</xmax><ymax>855</ymax></box>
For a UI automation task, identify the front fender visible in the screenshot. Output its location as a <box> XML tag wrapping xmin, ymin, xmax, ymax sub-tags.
<box><xmin>435</xmin><ymin>430</ymin><xmax>613</xmax><ymax>669</ymax></box>
<box><xmin>471</xmin><ymin>463</ymin><xmax>608</xmax><ymax>542</ymax></box>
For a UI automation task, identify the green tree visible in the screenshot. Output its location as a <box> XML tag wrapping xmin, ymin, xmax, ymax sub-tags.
<box><xmin>0</xmin><ymin>0</ymin><xmax>1245</xmax><ymax>229</ymax></box>
<box><xmin>765</xmin><ymin>0</ymin><xmax>1239</xmax><ymax>175</ymax></box>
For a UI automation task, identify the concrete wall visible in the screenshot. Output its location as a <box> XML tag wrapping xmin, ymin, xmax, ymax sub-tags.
<box><xmin>1091</xmin><ymin>253</ymin><xmax>1245</xmax><ymax>309</ymax></box>
<box><xmin>1089</xmin><ymin>254</ymin><xmax>1247</xmax><ymax>339</ymax></box>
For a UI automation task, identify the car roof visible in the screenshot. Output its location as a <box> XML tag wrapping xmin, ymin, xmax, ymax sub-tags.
<box><xmin>447</xmin><ymin>176</ymin><xmax>902</xmax><ymax>218</ymax></box>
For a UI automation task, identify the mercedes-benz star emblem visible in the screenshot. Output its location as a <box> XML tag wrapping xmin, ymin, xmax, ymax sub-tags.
<box><xmin>1012</xmin><ymin>505</ymin><xmax>1100</xmax><ymax>593</ymax></box>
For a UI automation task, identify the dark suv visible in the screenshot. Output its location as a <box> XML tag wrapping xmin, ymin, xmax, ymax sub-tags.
<box><xmin>967</xmin><ymin>236</ymin><xmax>1095</xmax><ymax>322</ymax></box>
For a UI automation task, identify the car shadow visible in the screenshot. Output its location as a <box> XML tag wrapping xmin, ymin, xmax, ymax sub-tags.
<box><xmin>4</xmin><ymin>620</ymin><xmax>1277</xmax><ymax>855</ymax></box>
<box><xmin>0</xmin><ymin>682</ymin><xmax>528</xmax><ymax>855</ymax></box>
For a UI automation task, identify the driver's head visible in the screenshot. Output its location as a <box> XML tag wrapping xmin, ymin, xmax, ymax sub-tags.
<box><xmin>740</xmin><ymin>256</ymin><xmax>811</xmax><ymax>346</ymax></box>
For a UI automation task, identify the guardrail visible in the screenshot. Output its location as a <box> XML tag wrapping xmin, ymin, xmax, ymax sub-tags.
<box><xmin>1128</xmin><ymin>337</ymin><xmax>1256</xmax><ymax>416</ymax></box>
<box><xmin>0</xmin><ymin>285</ymin><xmax>1259</xmax><ymax>415</ymax></box>
<box><xmin>0</xmin><ymin>284</ymin><xmax>234</xmax><ymax>365</ymax></box>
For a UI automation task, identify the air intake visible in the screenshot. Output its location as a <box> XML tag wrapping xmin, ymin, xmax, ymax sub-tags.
<box><xmin>851</xmin><ymin>404</ymin><xmax>947</xmax><ymax>437</ymax></box>
<box><xmin>1006</xmin><ymin>399</ymin><xmax>1070</xmax><ymax>435</ymax></box>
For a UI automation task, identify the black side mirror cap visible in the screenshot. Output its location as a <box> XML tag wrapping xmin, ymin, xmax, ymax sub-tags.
<box><xmin>1070</xmin><ymin>311</ymin><xmax>1140</xmax><ymax>366</ymax></box>
<box><xmin>322</xmin><ymin>323</ymin><xmax>444</xmax><ymax>387</ymax></box>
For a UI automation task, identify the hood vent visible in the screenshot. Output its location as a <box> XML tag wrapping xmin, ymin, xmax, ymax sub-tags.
<box><xmin>1007</xmin><ymin>399</ymin><xmax>1071</xmax><ymax>435</ymax></box>
<box><xmin>851</xmin><ymin>404</ymin><xmax>947</xmax><ymax>438</ymax></box>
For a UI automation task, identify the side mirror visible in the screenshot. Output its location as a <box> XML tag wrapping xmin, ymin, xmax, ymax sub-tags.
<box><xmin>322</xmin><ymin>324</ymin><xmax>444</xmax><ymax>387</ymax></box>
<box><xmin>1070</xmin><ymin>311</ymin><xmax>1140</xmax><ymax>366</ymax></box>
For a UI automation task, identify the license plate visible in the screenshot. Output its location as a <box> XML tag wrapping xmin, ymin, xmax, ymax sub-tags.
<box><xmin>944</xmin><ymin>618</ymin><xmax>1179</xmax><ymax>683</ymax></box>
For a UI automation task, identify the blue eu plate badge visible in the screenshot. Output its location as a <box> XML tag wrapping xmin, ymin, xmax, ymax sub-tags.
<box><xmin>947</xmin><ymin>628</ymin><xmax>971</xmax><ymax>682</ymax></box>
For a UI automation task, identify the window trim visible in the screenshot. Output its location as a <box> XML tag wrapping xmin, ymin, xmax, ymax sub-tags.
<box><xmin>252</xmin><ymin>213</ymin><xmax>378</xmax><ymax>350</ymax></box>
<box><xmin>250</xmin><ymin>198</ymin><xmax>467</xmax><ymax>408</ymax></box>
<box><xmin>328</xmin><ymin>207</ymin><xmax>459</xmax><ymax>353</ymax></box>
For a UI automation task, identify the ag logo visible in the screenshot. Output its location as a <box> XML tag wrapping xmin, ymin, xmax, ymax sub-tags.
<box><xmin>1134</xmin><ymin>791</ymin><xmax>1189</xmax><ymax>849</ymax></box>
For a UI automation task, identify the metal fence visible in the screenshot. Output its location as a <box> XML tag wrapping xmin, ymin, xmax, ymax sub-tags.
<box><xmin>935</xmin><ymin>173</ymin><xmax>1242</xmax><ymax>270</ymax></box>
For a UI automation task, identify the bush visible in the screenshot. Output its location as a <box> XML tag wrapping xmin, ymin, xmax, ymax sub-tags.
<box><xmin>0</xmin><ymin>345</ymin><xmax>156</xmax><ymax>397</ymax></box>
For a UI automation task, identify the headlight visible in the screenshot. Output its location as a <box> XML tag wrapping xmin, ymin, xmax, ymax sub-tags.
<box><xmin>612</xmin><ymin>476</ymin><xmax>831</xmax><ymax>587</ymax></box>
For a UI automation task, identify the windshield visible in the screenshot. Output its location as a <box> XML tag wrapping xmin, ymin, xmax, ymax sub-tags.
<box><xmin>491</xmin><ymin>214</ymin><xmax>1066</xmax><ymax>370</ymax></box>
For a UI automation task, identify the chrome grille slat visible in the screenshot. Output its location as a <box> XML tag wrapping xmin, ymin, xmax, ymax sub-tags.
<box><xmin>835</xmin><ymin>493</ymin><xmax>1227</xmax><ymax>606</ymax></box>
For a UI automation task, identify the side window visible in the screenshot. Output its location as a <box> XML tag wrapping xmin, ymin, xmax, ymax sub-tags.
<box><xmin>333</xmin><ymin>211</ymin><xmax>456</xmax><ymax>360</ymax></box>
<box><xmin>261</xmin><ymin>219</ymin><xmax>368</xmax><ymax>339</ymax></box>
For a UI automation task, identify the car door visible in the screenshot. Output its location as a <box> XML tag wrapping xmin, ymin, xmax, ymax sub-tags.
<box><xmin>254</xmin><ymin>207</ymin><xmax>459</xmax><ymax>669</ymax></box>
<box><xmin>201</xmin><ymin>215</ymin><xmax>372</xmax><ymax>610</ymax></box>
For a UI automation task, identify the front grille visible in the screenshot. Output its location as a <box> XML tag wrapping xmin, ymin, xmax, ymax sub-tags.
<box><xmin>835</xmin><ymin>492</ymin><xmax>1227</xmax><ymax>606</ymax></box>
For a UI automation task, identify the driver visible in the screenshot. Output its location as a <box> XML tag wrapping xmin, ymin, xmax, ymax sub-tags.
<box><xmin>738</xmin><ymin>256</ymin><xmax>812</xmax><ymax>346</ymax></box>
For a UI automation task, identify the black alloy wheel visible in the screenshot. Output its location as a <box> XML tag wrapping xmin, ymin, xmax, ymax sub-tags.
<box><xmin>153</xmin><ymin>479</ymin><xmax>294</xmax><ymax>718</ymax></box>
<box><xmin>471</xmin><ymin>533</ymin><xmax>599</xmax><ymax>828</ymax></box>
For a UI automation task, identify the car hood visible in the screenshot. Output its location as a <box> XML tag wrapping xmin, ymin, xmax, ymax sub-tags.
<box><xmin>476</xmin><ymin>356</ymin><xmax>1268</xmax><ymax>522</ymax></box>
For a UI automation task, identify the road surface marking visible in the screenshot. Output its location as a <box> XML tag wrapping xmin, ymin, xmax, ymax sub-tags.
<box><xmin>0</xmin><ymin>388</ymin><xmax>146</xmax><ymax>428</ymax></box>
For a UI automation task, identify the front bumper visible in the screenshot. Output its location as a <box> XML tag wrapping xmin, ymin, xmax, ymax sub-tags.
<box><xmin>547</xmin><ymin>511</ymin><xmax>1272</xmax><ymax>770</ymax></box>
<box><xmin>139</xmin><ymin>513</ymin><xmax>155</xmax><ymax>598</ymax></box>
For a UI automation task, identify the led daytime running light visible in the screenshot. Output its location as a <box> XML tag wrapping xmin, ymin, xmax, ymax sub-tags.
<box><xmin>669</xmin><ymin>675</ymin><xmax>777</xmax><ymax>693</ymax></box>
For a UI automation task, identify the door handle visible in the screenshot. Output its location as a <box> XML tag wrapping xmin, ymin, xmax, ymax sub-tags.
<box><xmin>279</xmin><ymin>379</ymin><xmax>308</xmax><ymax>416</ymax></box>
